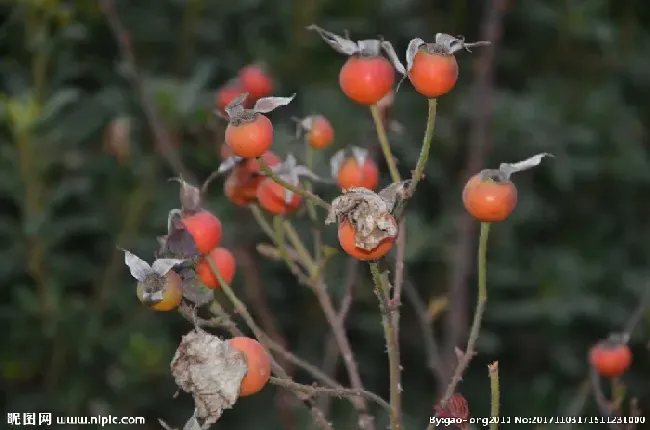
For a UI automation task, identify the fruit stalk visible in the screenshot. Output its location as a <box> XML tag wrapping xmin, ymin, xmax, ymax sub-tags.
<box><xmin>370</xmin><ymin>262</ymin><xmax>402</xmax><ymax>430</ymax></box>
<box><xmin>434</xmin><ymin>221</ymin><xmax>491</xmax><ymax>426</ymax></box>
<box><xmin>488</xmin><ymin>361</ymin><xmax>500</xmax><ymax>430</ymax></box>
<box><xmin>257</xmin><ymin>157</ymin><xmax>331</xmax><ymax>209</ymax></box>
<box><xmin>407</xmin><ymin>98</ymin><xmax>438</xmax><ymax>194</ymax></box>
<box><xmin>370</xmin><ymin>105</ymin><xmax>402</xmax><ymax>183</ymax></box>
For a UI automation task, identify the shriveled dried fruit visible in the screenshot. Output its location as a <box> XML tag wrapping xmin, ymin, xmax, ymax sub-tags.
<box><xmin>171</xmin><ymin>330</ymin><xmax>248</xmax><ymax>426</ymax></box>
<box><xmin>325</xmin><ymin>186</ymin><xmax>403</xmax><ymax>259</ymax></box>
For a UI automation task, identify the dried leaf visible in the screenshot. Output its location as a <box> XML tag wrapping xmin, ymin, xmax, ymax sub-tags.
<box><xmin>498</xmin><ymin>153</ymin><xmax>554</xmax><ymax>178</ymax></box>
<box><xmin>381</xmin><ymin>41</ymin><xmax>406</xmax><ymax>75</ymax></box>
<box><xmin>405</xmin><ymin>38</ymin><xmax>425</xmax><ymax>72</ymax></box>
<box><xmin>326</xmin><ymin>188</ymin><xmax>398</xmax><ymax>250</ymax></box>
<box><xmin>179</xmin><ymin>269</ymin><xmax>214</xmax><ymax>306</ymax></box>
<box><xmin>159</xmin><ymin>226</ymin><xmax>201</xmax><ymax>261</ymax></box>
<box><xmin>151</xmin><ymin>258</ymin><xmax>186</xmax><ymax>276</ymax></box>
<box><xmin>170</xmin><ymin>177</ymin><xmax>202</xmax><ymax>213</ymax></box>
<box><xmin>253</xmin><ymin>94</ymin><xmax>296</xmax><ymax>113</ymax></box>
<box><xmin>171</xmin><ymin>330</ymin><xmax>248</xmax><ymax>426</ymax></box>
<box><xmin>120</xmin><ymin>248</ymin><xmax>153</xmax><ymax>282</ymax></box>
<box><xmin>330</xmin><ymin>149</ymin><xmax>346</xmax><ymax>178</ymax></box>
<box><xmin>306</xmin><ymin>24</ymin><xmax>360</xmax><ymax>55</ymax></box>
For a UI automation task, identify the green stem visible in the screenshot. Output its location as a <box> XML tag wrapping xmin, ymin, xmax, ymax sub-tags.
<box><xmin>432</xmin><ymin>222</ymin><xmax>491</xmax><ymax>429</ymax></box>
<box><xmin>488</xmin><ymin>362</ymin><xmax>500</xmax><ymax>430</ymax></box>
<box><xmin>408</xmin><ymin>98</ymin><xmax>437</xmax><ymax>193</ymax></box>
<box><xmin>370</xmin><ymin>105</ymin><xmax>401</xmax><ymax>183</ymax></box>
<box><xmin>257</xmin><ymin>157</ymin><xmax>330</xmax><ymax>210</ymax></box>
<box><xmin>369</xmin><ymin>262</ymin><xmax>402</xmax><ymax>430</ymax></box>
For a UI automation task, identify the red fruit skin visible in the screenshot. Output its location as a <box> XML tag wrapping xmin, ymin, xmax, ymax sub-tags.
<box><xmin>224</xmin><ymin>169</ymin><xmax>253</xmax><ymax>207</ymax></box>
<box><xmin>337</xmin><ymin>157</ymin><xmax>379</xmax><ymax>191</ymax></box>
<box><xmin>225</xmin><ymin>115</ymin><xmax>274</xmax><ymax>158</ymax></box>
<box><xmin>196</xmin><ymin>247</ymin><xmax>236</xmax><ymax>289</ymax></box>
<box><xmin>338</xmin><ymin>218</ymin><xmax>396</xmax><ymax>261</ymax></box>
<box><xmin>408</xmin><ymin>51</ymin><xmax>459</xmax><ymax>98</ymax></box>
<box><xmin>227</xmin><ymin>337</ymin><xmax>272</xmax><ymax>397</ymax></box>
<box><xmin>589</xmin><ymin>343</ymin><xmax>633</xmax><ymax>378</ymax></box>
<box><xmin>242</xmin><ymin>151</ymin><xmax>281</xmax><ymax>174</ymax></box>
<box><xmin>239</xmin><ymin>65</ymin><xmax>274</xmax><ymax>100</ymax></box>
<box><xmin>339</xmin><ymin>56</ymin><xmax>395</xmax><ymax>105</ymax></box>
<box><xmin>181</xmin><ymin>211</ymin><xmax>222</xmax><ymax>255</ymax></box>
<box><xmin>256</xmin><ymin>178</ymin><xmax>302</xmax><ymax>215</ymax></box>
<box><xmin>308</xmin><ymin>115</ymin><xmax>334</xmax><ymax>149</ymax></box>
<box><xmin>462</xmin><ymin>174</ymin><xmax>517</xmax><ymax>223</ymax></box>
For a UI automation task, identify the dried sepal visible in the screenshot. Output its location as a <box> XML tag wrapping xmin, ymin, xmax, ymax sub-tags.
<box><xmin>269</xmin><ymin>154</ymin><xmax>320</xmax><ymax>203</ymax></box>
<box><xmin>151</xmin><ymin>258</ymin><xmax>186</xmax><ymax>276</ymax></box>
<box><xmin>351</xmin><ymin>146</ymin><xmax>369</xmax><ymax>167</ymax></box>
<box><xmin>253</xmin><ymin>94</ymin><xmax>296</xmax><ymax>113</ymax></box>
<box><xmin>170</xmin><ymin>177</ymin><xmax>202</xmax><ymax>214</ymax></box>
<box><xmin>171</xmin><ymin>330</ymin><xmax>248</xmax><ymax>426</ymax></box>
<box><xmin>216</xmin><ymin>156</ymin><xmax>244</xmax><ymax>175</ymax></box>
<box><xmin>497</xmin><ymin>153</ymin><xmax>554</xmax><ymax>179</ymax></box>
<box><xmin>377</xmin><ymin>180</ymin><xmax>411</xmax><ymax>212</ymax></box>
<box><xmin>224</xmin><ymin>92</ymin><xmax>249</xmax><ymax>120</ymax></box>
<box><xmin>325</xmin><ymin>187</ymin><xmax>398</xmax><ymax>251</ymax></box>
<box><xmin>159</xmin><ymin>211</ymin><xmax>202</xmax><ymax>261</ymax></box>
<box><xmin>306</xmin><ymin>24</ymin><xmax>361</xmax><ymax>55</ymax></box>
<box><xmin>405</xmin><ymin>38</ymin><xmax>426</xmax><ymax>73</ymax></box>
<box><xmin>381</xmin><ymin>41</ymin><xmax>406</xmax><ymax>76</ymax></box>
<box><xmin>435</xmin><ymin>33</ymin><xmax>490</xmax><ymax>54</ymax></box>
<box><xmin>120</xmin><ymin>248</ymin><xmax>153</xmax><ymax>282</ymax></box>
<box><xmin>330</xmin><ymin>149</ymin><xmax>346</xmax><ymax>178</ymax></box>
<box><xmin>178</xmin><ymin>268</ymin><xmax>214</xmax><ymax>306</ymax></box>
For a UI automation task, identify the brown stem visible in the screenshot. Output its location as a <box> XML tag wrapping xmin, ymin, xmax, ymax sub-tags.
<box><xmin>443</xmin><ymin>0</ymin><xmax>507</xmax><ymax>385</ymax></box>
<box><xmin>318</xmin><ymin>258</ymin><xmax>359</xmax><ymax>415</ymax></box>
<box><xmin>312</xmin><ymin>279</ymin><xmax>376</xmax><ymax>430</ymax></box>
<box><xmin>270</xmin><ymin>377</ymin><xmax>390</xmax><ymax>411</ymax></box>
<box><xmin>98</xmin><ymin>0</ymin><xmax>193</xmax><ymax>181</ymax></box>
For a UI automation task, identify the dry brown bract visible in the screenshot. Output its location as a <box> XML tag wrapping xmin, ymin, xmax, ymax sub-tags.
<box><xmin>170</xmin><ymin>330</ymin><xmax>248</xmax><ymax>428</ymax></box>
<box><xmin>325</xmin><ymin>187</ymin><xmax>399</xmax><ymax>251</ymax></box>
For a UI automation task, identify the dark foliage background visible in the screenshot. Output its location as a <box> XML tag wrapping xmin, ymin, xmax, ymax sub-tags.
<box><xmin>2</xmin><ymin>0</ymin><xmax>650</xmax><ymax>428</ymax></box>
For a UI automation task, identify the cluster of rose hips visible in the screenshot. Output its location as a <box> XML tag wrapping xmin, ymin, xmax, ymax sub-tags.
<box><xmin>122</xmin><ymin>187</ymin><xmax>272</xmax><ymax>397</ymax></box>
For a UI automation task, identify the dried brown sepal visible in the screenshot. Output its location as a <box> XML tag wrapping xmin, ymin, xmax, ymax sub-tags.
<box><xmin>306</xmin><ymin>24</ymin><xmax>405</xmax><ymax>75</ymax></box>
<box><xmin>119</xmin><ymin>248</ymin><xmax>185</xmax><ymax>304</ymax></box>
<box><xmin>224</xmin><ymin>92</ymin><xmax>295</xmax><ymax>126</ymax></box>
<box><xmin>329</xmin><ymin>146</ymin><xmax>370</xmax><ymax>178</ymax></box>
<box><xmin>266</xmin><ymin>154</ymin><xmax>320</xmax><ymax>203</ymax></box>
<box><xmin>171</xmin><ymin>330</ymin><xmax>248</xmax><ymax>427</ymax></box>
<box><xmin>157</xmin><ymin>215</ymin><xmax>202</xmax><ymax>262</ymax></box>
<box><xmin>377</xmin><ymin>180</ymin><xmax>412</xmax><ymax>212</ymax></box>
<box><xmin>405</xmin><ymin>34</ymin><xmax>491</xmax><ymax>74</ymax></box>
<box><xmin>497</xmin><ymin>152</ymin><xmax>554</xmax><ymax>180</ymax></box>
<box><xmin>325</xmin><ymin>187</ymin><xmax>398</xmax><ymax>251</ymax></box>
<box><xmin>487</xmin><ymin>361</ymin><xmax>499</xmax><ymax>374</ymax></box>
<box><xmin>169</xmin><ymin>177</ymin><xmax>202</xmax><ymax>214</ymax></box>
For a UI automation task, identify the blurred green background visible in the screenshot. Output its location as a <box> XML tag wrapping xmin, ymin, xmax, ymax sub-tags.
<box><xmin>2</xmin><ymin>0</ymin><xmax>650</xmax><ymax>428</ymax></box>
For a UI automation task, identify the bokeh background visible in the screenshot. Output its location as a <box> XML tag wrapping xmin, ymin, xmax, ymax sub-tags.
<box><xmin>2</xmin><ymin>0</ymin><xmax>650</xmax><ymax>428</ymax></box>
